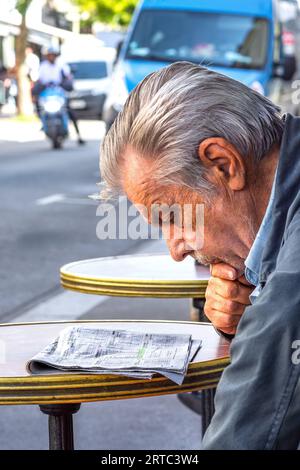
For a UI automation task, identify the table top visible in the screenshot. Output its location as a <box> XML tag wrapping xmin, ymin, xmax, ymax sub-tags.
<box><xmin>0</xmin><ymin>320</ymin><xmax>229</xmax><ymax>405</ymax></box>
<box><xmin>61</xmin><ymin>254</ymin><xmax>210</xmax><ymax>298</ymax></box>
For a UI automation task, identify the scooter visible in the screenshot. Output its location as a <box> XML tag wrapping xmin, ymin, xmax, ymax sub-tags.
<box><xmin>38</xmin><ymin>85</ymin><xmax>69</xmax><ymax>149</ymax></box>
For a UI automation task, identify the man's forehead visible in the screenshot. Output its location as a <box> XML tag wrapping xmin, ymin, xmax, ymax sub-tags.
<box><xmin>122</xmin><ymin>148</ymin><xmax>148</xmax><ymax>180</ymax></box>
<box><xmin>121</xmin><ymin>148</ymin><xmax>159</xmax><ymax>204</ymax></box>
<box><xmin>121</xmin><ymin>146</ymin><xmax>201</xmax><ymax>207</ymax></box>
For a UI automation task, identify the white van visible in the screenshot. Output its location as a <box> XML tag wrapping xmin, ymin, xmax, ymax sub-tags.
<box><xmin>61</xmin><ymin>37</ymin><xmax>115</xmax><ymax>119</ymax></box>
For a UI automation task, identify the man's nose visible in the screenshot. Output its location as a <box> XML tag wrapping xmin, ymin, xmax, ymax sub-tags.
<box><xmin>167</xmin><ymin>239</ymin><xmax>193</xmax><ymax>262</ymax></box>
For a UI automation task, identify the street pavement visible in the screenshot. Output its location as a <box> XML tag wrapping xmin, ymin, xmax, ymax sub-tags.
<box><xmin>0</xmin><ymin>118</ymin><xmax>203</xmax><ymax>450</ymax></box>
<box><xmin>0</xmin><ymin>119</ymin><xmax>142</xmax><ymax>319</ymax></box>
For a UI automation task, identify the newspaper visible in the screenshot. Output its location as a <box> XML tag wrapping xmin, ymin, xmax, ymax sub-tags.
<box><xmin>27</xmin><ymin>326</ymin><xmax>202</xmax><ymax>385</ymax></box>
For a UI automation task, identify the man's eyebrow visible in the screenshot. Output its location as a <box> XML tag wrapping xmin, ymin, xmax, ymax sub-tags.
<box><xmin>148</xmin><ymin>201</ymin><xmax>179</xmax><ymax>225</ymax></box>
<box><xmin>133</xmin><ymin>181</ymin><xmax>158</xmax><ymax>207</ymax></box>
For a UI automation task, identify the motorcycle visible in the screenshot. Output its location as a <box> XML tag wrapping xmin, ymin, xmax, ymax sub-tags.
<box><xmin>38</xmin><ymin>85</ymin><xmax>69</xmax><ymax>149</ymax></box>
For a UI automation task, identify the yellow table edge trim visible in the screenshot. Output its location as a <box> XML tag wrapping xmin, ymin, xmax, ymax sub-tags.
<box><xmin>0</xmin><ymin>381</ymin><xmax>222</xmax><ymax>405</ymax></box>
<box><xmin>61</xmin><ymin>283</ymin><xmax>206</xmax><ymax>298</ymax></box>
<box><xmin>0</xmin><ymin>318</ymin><xmax>219</xmax><ymax>327</ymax></box>
<box><xmin>61</xmin><ymin>272</ymin><xmax>209</xmax><ymax>287</ymax></box>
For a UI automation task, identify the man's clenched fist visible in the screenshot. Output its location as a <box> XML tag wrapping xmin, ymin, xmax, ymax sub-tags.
<box><xmin>204</xmin><ymin>263</ymin><xmax>255</xmax><ymax>335</ymax></box>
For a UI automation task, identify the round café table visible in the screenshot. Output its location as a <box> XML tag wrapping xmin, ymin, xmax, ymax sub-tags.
<box><xmin>0</xmin><ymin>320</ymin><xmax>230</xmax><ymax>450</ymax></box>
<box><xmin>60</xmin><ymin>254</ymin><xmax>219</xmax><ymax>436</ymax></box>
<box><xmin>60</xmin><ymin>253</ymin><xmax>209</xmax><ymax>298</ymax></box>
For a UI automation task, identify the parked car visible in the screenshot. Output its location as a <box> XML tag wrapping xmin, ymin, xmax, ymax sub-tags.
<box><xmin>67</xmin><ymin>48</ymin><xmax>115</xmax><ymax>120</ymax></box>
<box><xmin>103</xmin><ymin>0</ymin><xmax>298</xmax><ymax>130</ymax></box>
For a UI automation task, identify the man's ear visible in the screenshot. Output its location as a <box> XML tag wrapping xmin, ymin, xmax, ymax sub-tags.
<box><xmin>198</xmin><ymin>137</ymin><xmax>246</xmax><ymax>191</ymax></box>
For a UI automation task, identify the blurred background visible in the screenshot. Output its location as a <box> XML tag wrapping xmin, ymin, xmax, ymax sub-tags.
<box><xmin>0</xmin><ymin>0</ymin><xmax>300</xmax><ymax>450</ymax></box>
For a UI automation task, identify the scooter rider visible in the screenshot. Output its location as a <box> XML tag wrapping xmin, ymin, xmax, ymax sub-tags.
<box><xmin>33</xmin><ymin>46</ymin><xmax>85</xmax><ymax>145</ymax></box>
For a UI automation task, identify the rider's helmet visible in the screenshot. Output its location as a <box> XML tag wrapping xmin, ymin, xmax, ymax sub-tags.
<box><xmin>41</xmin><ymin>45</ymin><xmax>60</xmax><ymax>57</ymax></box>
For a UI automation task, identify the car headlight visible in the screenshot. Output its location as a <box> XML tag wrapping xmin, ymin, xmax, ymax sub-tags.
<box><xmin>107</xmin><ymin>67</ymin><xmax>129</xmax><ymax>111</ymax></box>
<box><xmin>250</xmin><ymin>81</ymin><xmax>265</xmax><ymax>95</ymax></box>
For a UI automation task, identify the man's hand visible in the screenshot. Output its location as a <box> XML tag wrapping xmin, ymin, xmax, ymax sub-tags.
<box><xmin>204</xmin><ymin>263</ymin><xmax>255</xmax><ymax>335</ymax></box>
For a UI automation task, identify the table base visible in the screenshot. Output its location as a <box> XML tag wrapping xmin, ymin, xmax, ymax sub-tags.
<box><xmin>40</xmin><ymin>403</ymin><xmax>81</xmax><ymax>450</ymax></box>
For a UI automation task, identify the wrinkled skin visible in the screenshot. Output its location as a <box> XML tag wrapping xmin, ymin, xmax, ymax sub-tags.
<box><xmin>121</xmin><ymin>138</ymin><xmax>279</xmax><ymax>335</ymax></box>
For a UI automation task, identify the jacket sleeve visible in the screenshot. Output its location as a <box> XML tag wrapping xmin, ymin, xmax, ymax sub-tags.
<box><xmin>202</xmin><ymin>218</ymin><xmax>300</xmax><ymax>450</ymax></box>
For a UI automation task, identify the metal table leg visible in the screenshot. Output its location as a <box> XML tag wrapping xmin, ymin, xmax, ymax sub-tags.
<box><xmin>193</xmin><ymin>298</ymin><xmax>216</xmax><ymax>435</ymax></box>
<box><xmin>40</xmin><ymin>403</ymin><xmax>81</xmax><ymax>450</ymax></box>
<box><xmin>177</xmin><ymin>298</ymin><xmax>216</xmax><ymax>438</ymax></box>
<box><xmin>192</xmin><ymin>297</ymin><xmax>209</xmax><ymax>322</ymax></box>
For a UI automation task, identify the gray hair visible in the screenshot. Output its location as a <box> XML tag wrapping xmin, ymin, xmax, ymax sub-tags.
<box><xmin>99</xmin><ymin>61</ymin><xmax>283</xmax><ymax>200</ymax></box>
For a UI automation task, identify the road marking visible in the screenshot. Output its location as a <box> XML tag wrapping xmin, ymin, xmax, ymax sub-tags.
<box><xmin>36</xmin><ymin>192</ymin><xmax>127</xmax><ymax>207</ymax></box>
<box><xmin>36</xmin><ymin>194</ymin><xmax>65</xmax><ymax>205</ymax></box>
<box><xmin>36</xmin><ymin>194</ymin><xmax>97</xmax><ymax>206</ymax></box>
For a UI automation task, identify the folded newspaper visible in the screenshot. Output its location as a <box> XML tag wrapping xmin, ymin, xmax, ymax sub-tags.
<box><xmin>27</xmin><ymin>326</ymin><xmax>202</xmax><ymax>385</ymax></box>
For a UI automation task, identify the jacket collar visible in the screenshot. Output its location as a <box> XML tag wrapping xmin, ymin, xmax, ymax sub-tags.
<box><xmin>244</xmin><ymin>166</ymin><xmax>277</xmax><ymax>286</ymax></box>
<box><xmin>260</xmin><ymin>113</ymin><xmax>300</xmax><ymax>281</ymax></box>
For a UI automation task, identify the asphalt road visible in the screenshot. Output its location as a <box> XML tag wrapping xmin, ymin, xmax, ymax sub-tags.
<box><xmin>0</xmin><ymin>120</ymin><xmax>202</xmax><ymax>450</ymax></box>
<box><xmin>0</xmin><ymin>121</ymin><xmax>143</xmax><ymax>319</ymax></box>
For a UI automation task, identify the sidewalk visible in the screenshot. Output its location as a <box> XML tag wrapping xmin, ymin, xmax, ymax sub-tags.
<box><xmin>0</xmin><ymin>115</ymin><xmax>105</xmax><ymax>144</ymax></box>
<box><xmin>0</xmin><ymin>115</ymin><xmax>42</xmax><ymax>143</ymax></box>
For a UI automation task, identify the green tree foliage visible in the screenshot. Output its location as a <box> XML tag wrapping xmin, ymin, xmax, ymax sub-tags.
<box><xmin>75</xmin><ymin>0</ymin><xmax>138</xmax><ymax>26</ymax></box>
<box><xmin>15</xmin><ymin>0</ymin><xmax>32</xmax><ymax>15</ymax></box>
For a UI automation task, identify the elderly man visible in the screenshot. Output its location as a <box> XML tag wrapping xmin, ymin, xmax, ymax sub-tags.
<box><xmin>99</xmin><ymin>62</ymin><xmax>300</xmax><ymax>449</ymax></box>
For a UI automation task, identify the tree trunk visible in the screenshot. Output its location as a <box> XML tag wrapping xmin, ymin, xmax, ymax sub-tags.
<box><xmin>15</xmin><ymin>14</ymin><xmax>33</xmax><ymax>116</ymax></box>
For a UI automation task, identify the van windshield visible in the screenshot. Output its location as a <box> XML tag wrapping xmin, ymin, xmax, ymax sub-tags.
<box><xmin>126</xmin><ymin>10</ymin><xmax>269</xmax><ymax>69</ymax></box>
<box><xmin>69</xmin><ymin>61</ymin><xmax>107</xmax><ymax>79</ymax></box>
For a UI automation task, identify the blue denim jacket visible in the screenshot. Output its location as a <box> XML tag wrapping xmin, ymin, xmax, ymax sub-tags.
<box><xmin>202</xmin><ymin>114</ymin><xmax>300</xmax><ymax>449</ymax></box>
